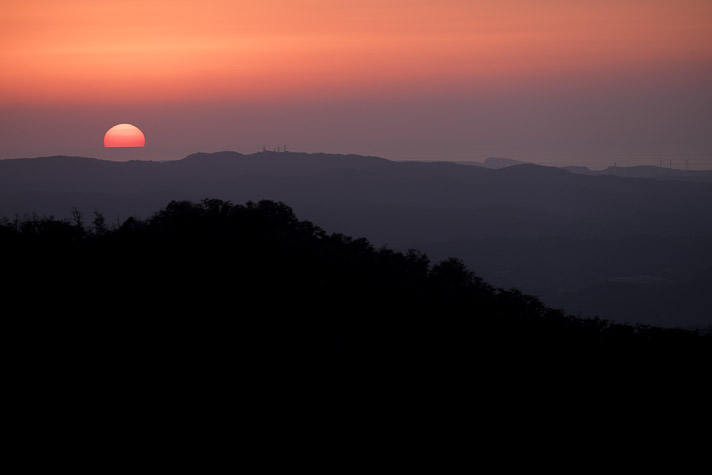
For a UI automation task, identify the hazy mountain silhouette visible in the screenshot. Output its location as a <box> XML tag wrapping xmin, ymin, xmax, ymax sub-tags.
<box><xmin>482</xmin><ymin>157</ymin><xmax>533</xmax><ymax>168</ymax></box>
<box><xmin>453</xmin><ymin>157</ymin><xmax>532</xmax><ymax>168</ymax></box>
<box><xmin>2</xmin><ymin>151</ymin><xmax>711</xmax><ymax>327</ymax></box>
<box><xmin>563</xmin><ymin>164</ymin><xmax>712</xmax><ymax>182</ymax></box>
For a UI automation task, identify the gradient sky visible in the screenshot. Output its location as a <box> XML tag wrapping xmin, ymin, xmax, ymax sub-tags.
<box><xmin>2</xmin><ymin>0</ymin><xmax>711</xmax><ymax>168</ymax></box>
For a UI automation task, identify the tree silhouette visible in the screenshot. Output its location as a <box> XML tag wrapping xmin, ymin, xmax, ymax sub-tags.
<box><xmin>92</xmin><ymin>210</ymin><xmax>107</xmax><ymax>236</ymax></box>
<box><xmin>1</xmin><ymin>198</ymin><xmax>709</xmax><ymax>401</ymax></box>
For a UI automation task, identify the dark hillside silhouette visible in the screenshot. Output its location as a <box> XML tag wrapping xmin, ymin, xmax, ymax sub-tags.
<box><xmin>3</xmin><ymin>199</ymin><xmax>710</xmax><ymax>401</ymax></box>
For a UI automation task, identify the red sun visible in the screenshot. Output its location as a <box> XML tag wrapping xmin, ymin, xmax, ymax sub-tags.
<box><xmin>104</xmin><ymin>123</ymin><xmax>146</xmax><ymax>147</ymax></box>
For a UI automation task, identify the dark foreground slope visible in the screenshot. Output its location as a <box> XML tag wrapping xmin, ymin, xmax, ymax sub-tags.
<box><xmin>3</xmin><ymin>199</ymin><xmax>709</xmax><ymax>403</ymax></box>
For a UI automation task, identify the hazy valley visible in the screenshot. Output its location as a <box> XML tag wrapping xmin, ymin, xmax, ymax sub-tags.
<box><xmin>2</xmin><ymin>151</ymin><xmax>711</xmax><ymax>328</ymax></box>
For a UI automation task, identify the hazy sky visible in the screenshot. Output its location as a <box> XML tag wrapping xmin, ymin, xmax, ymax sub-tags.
<box><xmin>2</xmin><ymin>0</ymin><xmax>711</xmax><ymax>168</ymax></box>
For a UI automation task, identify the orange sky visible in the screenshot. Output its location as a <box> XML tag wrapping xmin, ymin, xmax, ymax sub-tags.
<box><xmin>2</xmin><ymin>0</ymin><xmax>711</xmax><ymax>104</ymax></box>
<box><xmin>1</xmin><ymin>0</ymin><xmax>711</xmax><ymax>167</ymax></box>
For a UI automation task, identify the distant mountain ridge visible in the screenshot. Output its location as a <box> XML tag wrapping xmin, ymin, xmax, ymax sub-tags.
<box><xmin>5</xmin><ymin>151</ymin><xmax>710</xmax><ymax>180</ymax></box>
<box><xmin>482</xmin><ymin>157</ymin><xmax>533</xmax><ymax>168</ymax></box>
<box><xmin>3</xmin><ymin>150</ymin><xmax>711</xmax><ymax>246</ymax></box>
<box><xmin>562</xmin><ymin>164</ymin><xmax>712</xmax><ymax>182</ymax></box>
<box><xmin>436</xmin><ymin>155</ymin><xmax>712</xmax><ymax>181</ymax></box>
<box><xmin>3</xmin><ymin>151</ymin><xmax>711</xmax><ymax>243</ymax></box>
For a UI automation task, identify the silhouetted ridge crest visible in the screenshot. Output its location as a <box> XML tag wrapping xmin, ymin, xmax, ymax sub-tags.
<box><xmin>494</xmin><ymin>163</ymin><xmax>574</xmax><ymax>178</ymax></box>
<box><xmin>181</xmin><ymin>151</ymin><xmax>247</xmax><ymax>162</ymax></box>
<box><xmin>3</xmin><ymin>155</ymin><xmax>101</xmax><ymax>162</ymax></box>
<box><xmin>179</xmin><ymin>150</ymin><xmax>391</xmax><ymax>165</ymax></box>
<box><xmin>482</xmin><ymin>157</ymin><xmax>532</xmax><ymax>168</ymax></box>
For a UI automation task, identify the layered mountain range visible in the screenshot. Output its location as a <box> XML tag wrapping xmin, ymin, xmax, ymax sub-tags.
<box><xmin>2</xmin><ymin>151</ymin><xmax>711</xmax><ymax>327</ymax></box>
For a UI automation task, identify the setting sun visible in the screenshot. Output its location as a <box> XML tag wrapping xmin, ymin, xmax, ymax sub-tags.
<box><xmin>104</xmin><ymin>124</ymin><xmax>145</xmax><ymax>148</ymax></box>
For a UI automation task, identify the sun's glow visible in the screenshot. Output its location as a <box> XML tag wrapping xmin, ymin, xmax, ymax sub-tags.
<box><xmin>1</xmin><ymin>0</ymin><xmax>710</xmax><ymax>105</ymax></box>
<box><xmin>104</xmin><ymin>123</ymin><xmax>146</xmax><ymax>148</ymax></box>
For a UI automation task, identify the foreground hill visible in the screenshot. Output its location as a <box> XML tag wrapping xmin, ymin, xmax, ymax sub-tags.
<box><xmin>2</xmin><ymin>151</ymin><xmax>711</xmax><ymax>327</ymax></box>
<box><xmin>2</xmin><ymin>198</ymin><xmax>709</xmax><ymax>398</ymax></box>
